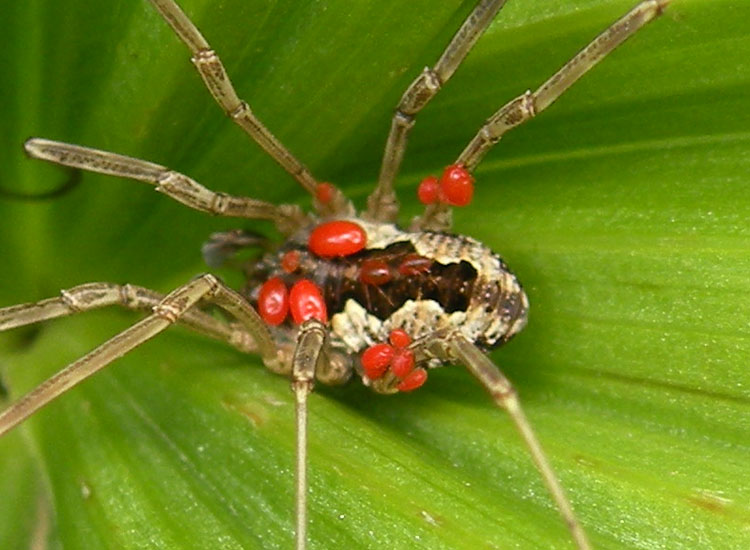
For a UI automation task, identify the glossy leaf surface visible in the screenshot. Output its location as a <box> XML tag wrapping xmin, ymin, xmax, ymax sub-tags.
<box><xmin>1</xmin><ymin>1</ymin><xmax>748</xmax><ymax>548</ymax></box>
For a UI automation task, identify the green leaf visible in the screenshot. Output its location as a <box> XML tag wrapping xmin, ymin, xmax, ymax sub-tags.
<box><xmin>1</xmin><ymin>0</ymin><xmax>749</xmax><ymax>548</ymax></box>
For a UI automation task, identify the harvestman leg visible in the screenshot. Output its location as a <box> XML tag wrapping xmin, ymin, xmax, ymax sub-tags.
<box><xmin>1</xmin><ymin>282</ymin><xmax>338</xmax><ymax>550</ymax></box>
<box><xmin>0</xmin><ymin>282</ymin><xmax>256</xmax><ymax>354</ymax></box>
<box><xmin>288</xmin><ymin>319</ymin><xmax>328</xmax><ymax>550</ymax></box>
<box><xmin>410</xmin><ymin>0</ymin><xmax>671</xmax><ymax>231</ymax></box>
<box><xmin>24</xmin><ymin>138</ymin><xmax>309</xmax><ymax>235</ymax></box>
<box><xmin>148</xmin><ymin>0</ymin><xmax>352</xmax><ymax>216</ymax></box>
<box><xmin>448</xmin><ymin>334</ymin><xmax>592</xmax><ymax>550</ymax></box>
<box><xmin>366</xmin><ymin>0</ymin><xmax>510</xmax><ymax>222</ymax></box>
<box><xmin>0</xmin><ymin>274</ymin><xmax>281</xmax><ymax>438</ymax></box>
<box><xmin>147</xmin><ymin>0</ymin><xmax>315</xmax><ymax>193</ymax></box>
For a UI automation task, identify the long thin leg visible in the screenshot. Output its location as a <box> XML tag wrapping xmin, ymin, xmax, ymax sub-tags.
<box><xmin>449</xmin><ymin>334</ymin><xmax>591</xmax><ymax>550</ymax></box>
<box><xmin>148</xmin><ymin>0</ymin><xmax>319</xmax><ymax>196</ymax></box>
<box><xmin>458</xmin><ymin>0</ymin><xmax>670</xmax><ymax>171</ymax></box>
<box><xmin>24</xmin><ymin>138</ymin><xmax>308</xmax><ymax>235</ymax></box>
<box><xmin>0</xmin><ymin>274</ymin><xmax>279</xmax><ymax>438</ymax></box>
<box><xmin>366</xmin><ymin>0</ymin><xmax>510</xmax><ymax>222</ymax></box>
<box><xmin>0</xmin><ymin>282</ymin><xmax>256</xmax><ymax>354</ymax></box>
<box><xmin>414</xmin><ymin>0</ymin><xmax>671</xmax><ymax>231</ymax></box>
<box><xmin>290</xmin><ymin>319</ymin><xmax>328</xmax><ymax>550</ymax></box>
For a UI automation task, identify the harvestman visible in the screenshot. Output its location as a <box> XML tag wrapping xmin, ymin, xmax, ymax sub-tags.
<box><xmin>0</xmin><ymin>1</ymin><xmax>672</xmax><ymax>548</ymax></box>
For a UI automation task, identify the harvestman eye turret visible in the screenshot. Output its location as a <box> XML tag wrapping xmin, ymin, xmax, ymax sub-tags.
<box><xmin>0</xmin><ymin>1</ymin><xmax>672</xmax><ymax>548</ymax></box>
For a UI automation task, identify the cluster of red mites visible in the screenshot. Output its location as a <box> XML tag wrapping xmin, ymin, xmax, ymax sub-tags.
<box><xmin>359</xmin><ymin>252</ymin><xmax>432</xmax><ymax>287</ymax></box>
<box><xmin>258</xmin><ymin>277</ymin><xmax>328</xmax><ymax>326</ymax></box>
<box><xmin>258</xmin><ymin>212</ymin><xmax>429</xmax><ymax>391</ymax></box>
<box><xmin>360</xmin><ymin>329</ymin><xmax>427</xmax><ymax>392</ymax></box>
<box><xmin>417</xmin><ymin>164</ymin><xmax>474</xmax><ymax>207</ymax></box>
<box><xmin>258</xmin><ymin>219</ymin><xmax>370</xmax><ymax>326</ymax></box>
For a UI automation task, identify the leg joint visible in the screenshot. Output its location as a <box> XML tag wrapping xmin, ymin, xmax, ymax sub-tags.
<box><xmin>152</xmin><ymin>302</ymin><xmax>180</xmax><ymax>323</ymax></box>
<box><xmin>394</xmin><ymin>110</ymin><xmax>415</xmax><ymax>128</ymax></box>
<box><xmin>398</xmin><ymin>67</ymin><xmax>442</xmax><ymax>115</ymax></box>
<box><xmin>195</xmin><ymin>273</ymin><xmax>222</xmax><ymax>296</ymax></box>
<box><xmin>230</xmin><ymin>100</ymin><xmax>251</xmax><ymax>120</ymax></box>
<box><xmin>190</xmin><ymin>48</ymin><xmax>216</xmax><ymax>63</ymax></box>
<box><xmin>59</xmin><ymin>289</ymin><xmax>83</xmax><ymax>313</ymax></box>
<box><xmin>209</xmin><ymin>190</ymin><xmax>230</xmax><ymax>215</ymax></box>
<box><xmin>521</xmin><ymin>90</ymin><xmax>537</xmax><ymax>118</ymax></box>
<box><xmin>119</xmin><ymin>284</ymin><xmax>140</xmax><ymax>308</ymax></box>
<box><xmin>479</xmin><ymin>126</ymin><xmax>499</xmax><ymax>146</ymax></box>
<box><xmin>298</xmin><ymin>318</ymin><xmax>327</xmax><ymax>339</ymax></box>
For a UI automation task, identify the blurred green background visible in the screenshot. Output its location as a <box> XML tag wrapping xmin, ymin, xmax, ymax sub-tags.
<box><xmin>1</xmin><ymin>0</ymin><xmax>748</xmax><ymax>548</ymax></box>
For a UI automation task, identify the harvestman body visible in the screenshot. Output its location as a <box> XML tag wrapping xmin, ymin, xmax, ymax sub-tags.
<box><xmin>0</xmin><ymin>1</ymin><xmax>672</xmax><ymax>548</ymax></box>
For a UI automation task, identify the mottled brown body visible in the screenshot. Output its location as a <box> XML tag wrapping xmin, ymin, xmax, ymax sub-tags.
<box><xmin>249</xmin><ymin>220</ymin><xmax>529</xmax><ymax>353</ymax></box>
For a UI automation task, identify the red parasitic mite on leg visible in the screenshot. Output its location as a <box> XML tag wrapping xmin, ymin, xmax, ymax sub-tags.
<box><xmin>258</xmin><ymin>277</ymin><xmax>290</xmax><ymax>326</ymax></box>
<box><xmin>0</xmin><ymin>1</ymin><xmax>677</xmax><ymax>549</ymax></box>
<box><xmin>417</xmin><ymin>175</ymin><xmax>441</xmax><ymax>205</ymax></box>
<box><xmin>314</xmin><ymin>182</ymin><xmax>336</xmax><ymax>205</ymax></box>
<box><xmin>438</xmin><ymin>164</ymin><xmax>475</xmax><ymax>206</ymax></box>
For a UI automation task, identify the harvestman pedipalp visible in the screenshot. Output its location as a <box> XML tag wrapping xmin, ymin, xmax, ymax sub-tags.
<box><xmin>0</xmin><ymin>1</ymin><xmax>673</xmax><ymax>548</ymax></box>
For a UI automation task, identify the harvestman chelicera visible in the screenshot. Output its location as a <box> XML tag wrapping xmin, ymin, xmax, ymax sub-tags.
<box><xmin>0</xmin><ymin>1</ymin><xmax>672</xmax><ymax>548</ymax></box>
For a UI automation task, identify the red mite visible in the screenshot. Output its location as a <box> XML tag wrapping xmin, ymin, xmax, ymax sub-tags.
<box><xmin>417</xmin><ymin>175</ymin><xmax>440</xmax><ymax>205</ymax></box>
<box><xmin>359</xmin><ymin>259</ymin><xmax>393</xmax><ymax>286</ymax></box>
<box><xmin>289</xmin><ymin>279</ymin><xmax>328</xmax><ymax>324</ymax></box>
<box><xmin>360</xmin><ymin>343</ymin><xmax>394</xmax><ymax>379</ymax></box>
<box><xmin>308</xmin><ymin>220</ymin><xmax>367</xmax><ymax>258</ymax></box>
<box><xmin>315</xmin><ymin>182</ymin><xmax>335</xmax><ymax>204</ymax></box>
<box><xmin>397</xmin><ymin>368</ymin><xmax>428</xmax><ymax>392</ymax></box>
<box><xmin>390</xmin><ymin>349</ymin><xmax>415</xmax><ymax>378</ymax></box>
<box><xmin>398</xmin><ymin>253</ymin><xmax>433</xmax><ymax>277</ymax></box>
<box><xmin>388</xmin><ymin>329</ymin><xmax>411</xmax><ymax>348</ymax></box>
<box><xmin>281</xmin><ymin>250</ymin><xmax>301</xmax><ymax>273</ymax></box>
<box><xmin>439</xmin><ymin>164</ymin><xmax>474</xmax><ymax>207</ymax></box>
<box><xmin>258</xmin><ymin>277</ymin><xmax>289</xmax><ymax>326</ymax></box>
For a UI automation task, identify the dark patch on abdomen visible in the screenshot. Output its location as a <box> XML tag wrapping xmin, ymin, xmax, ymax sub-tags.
<box><xmin>312</xmin><ymin>241</ymin><xmax>478</xmax><ymax>320</ymax></box>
